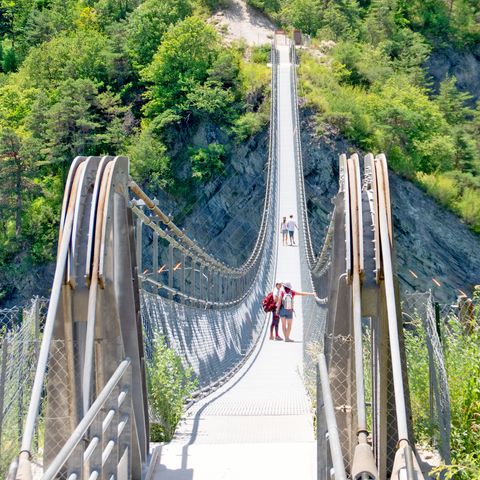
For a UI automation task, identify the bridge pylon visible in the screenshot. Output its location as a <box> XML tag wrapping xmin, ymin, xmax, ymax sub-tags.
<box><xmin>11</xmin><ymin>156</ymin><xmax>148</xmax><ymax>480</ymax></box>
<box><xmin>320</xmin><ymin>153</ymin><xmax>425</xmax><ymax>479</ymax></box>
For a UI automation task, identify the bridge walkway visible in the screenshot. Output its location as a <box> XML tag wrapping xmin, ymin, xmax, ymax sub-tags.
<box><xmin>151</xmin><ymin>42</ymin><xmax>316</xmax><ymax>480</ymax></box>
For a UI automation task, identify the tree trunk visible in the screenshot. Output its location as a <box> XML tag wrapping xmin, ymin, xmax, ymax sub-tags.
<box><xmin>14</xmin><ymin>154</ymin><xmax>22</xmax><ymax>236</ymax></box>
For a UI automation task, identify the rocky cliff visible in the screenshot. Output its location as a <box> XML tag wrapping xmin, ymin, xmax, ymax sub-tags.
<box><xmin>427</xmin><ymin>45</ymin><xmax>480</xmax><ymax>103</ymax></box>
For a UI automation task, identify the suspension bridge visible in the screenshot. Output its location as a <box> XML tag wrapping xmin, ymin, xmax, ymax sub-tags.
<box><xmin>5</xmin><ymin>33</ymin><xmax>438</xmax><ymax>480</ymax></box>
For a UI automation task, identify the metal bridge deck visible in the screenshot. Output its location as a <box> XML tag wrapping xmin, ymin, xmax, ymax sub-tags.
<box><xmin>151</xmin><ymin>43</ymin><xmax>316</xmax><ymax>480</ymax></box>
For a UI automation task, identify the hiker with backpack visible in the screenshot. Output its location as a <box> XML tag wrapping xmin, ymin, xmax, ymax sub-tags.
<box><xmin>269</xmin><ymin>281</ymin><xmax>283</xmax><ymax>341</ymax></box>
<box><xmin>276</xmin><ymin>281</ymin><xmax>315</xmax><ymax>342</ymax></box>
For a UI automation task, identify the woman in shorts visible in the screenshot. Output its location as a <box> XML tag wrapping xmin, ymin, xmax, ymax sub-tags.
<box><xmin>276</xmin><ymin>282</ymin><xmax>315</xmax><ymax>342</ymax></box>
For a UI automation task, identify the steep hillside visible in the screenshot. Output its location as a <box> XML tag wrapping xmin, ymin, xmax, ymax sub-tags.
<box><xmin>300</xmin><ymin>110</ymin><xmax>480</xmax><ymax>303</ymax></box>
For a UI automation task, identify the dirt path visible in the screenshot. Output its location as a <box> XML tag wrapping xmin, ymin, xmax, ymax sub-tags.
<box><xmin>211</xmin><ymin>0</ymin><xmax>276</xmax><ymax>45</ymax></box>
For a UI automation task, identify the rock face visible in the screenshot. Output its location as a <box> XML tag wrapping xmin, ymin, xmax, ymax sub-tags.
<box><xmin>426</xmin><ymin>45</ymin><xmax>480</xmax><ymax>103</ymax></box>
<box><xmin>172</xmin><ymin>131</ymin><xmax>268</xmax><ymax>267</ymax></box>
<box><xmin>300</xmin><ymin>110</ymin><xmax>480</xmax><ymax>303</ymax></box>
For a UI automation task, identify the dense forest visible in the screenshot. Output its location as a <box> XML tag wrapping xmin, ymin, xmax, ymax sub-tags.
<box><xmin>0</xmin><ymin>0</ymin><xmax>271</xmax><ymax>302</ymax></box>
<box><xmin>250</xmin><ymin>0</ymin><xmax>480</xmax><ymax>232</ymax></box>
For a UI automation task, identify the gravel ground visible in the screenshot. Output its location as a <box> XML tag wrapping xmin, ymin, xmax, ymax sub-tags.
<box><xmin>211</xmin><ymin>0</ymin><xmax>276</xmax><ymax>45</ymax></box>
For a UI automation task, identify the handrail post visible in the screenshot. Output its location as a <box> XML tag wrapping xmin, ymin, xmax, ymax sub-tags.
<box><xmin>317</xmin><ymin>354</ymin><xmax>347</xmax><ymax>480</ymax></box>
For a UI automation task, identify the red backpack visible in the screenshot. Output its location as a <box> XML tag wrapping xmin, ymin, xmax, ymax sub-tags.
<box><xmin>262</xmin><ymin>292</ymin><xmax>276</xmax><ymax>312</ymax></box>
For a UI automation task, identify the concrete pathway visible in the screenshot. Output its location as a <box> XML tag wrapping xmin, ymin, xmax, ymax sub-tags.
<box><xmin>151</xmin><ymin>39</ymin><xmax>316</xmax><ymax>480</ymax></box>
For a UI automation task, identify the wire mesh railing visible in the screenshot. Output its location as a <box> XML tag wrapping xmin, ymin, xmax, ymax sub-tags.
<box><xmin>137</xmin><ymin>40</ymin><xmax>279</xmax><ymax>395</ymax></box>
<box><xmin>0</xmin><ymin>297</ymin><xmax>48</xmax><ymax>478</ymax></box>
<box><xmin>402</xmin><ymin>291</ymin><xmax>451</xmax><ymax>463</ymax></box>
<box><xmin>131</xmin><ymin>41</ymin><xmax>279</xmax><ymax>309</ymax></box>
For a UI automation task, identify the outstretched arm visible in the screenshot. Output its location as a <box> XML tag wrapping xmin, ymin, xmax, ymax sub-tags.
<box><xmin>295</xmin><ymin>291</ymin><xmax>315</xmax><ymax>296</ymax></box>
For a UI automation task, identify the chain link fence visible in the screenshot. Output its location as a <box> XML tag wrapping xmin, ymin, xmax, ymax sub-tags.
<box><xmin>0</xmin><ymin>297</ymin><xmax>48</xmax><ymax>477</ymax></box>
<box><xmin>402</xmin><ymin>291</ymin><xmax>452</xmax><ymax>462</ymax></box>
<box><xmin>140</xmin><ymin>267</ymin><xmax>271</xmax><ymax>393</ymax></box>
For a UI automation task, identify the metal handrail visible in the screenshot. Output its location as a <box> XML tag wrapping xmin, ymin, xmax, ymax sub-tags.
<box><xmin>15</xmin><ymin>160</ymin><xmax>83</xmax><ymax>464</ymax></box>
<box><xmin>130</xmin><ymin>47</ymin><xmax>278</xmax><ymax>279</ymax></box>
<box><xmin>131</xmin><ymin>39</ymin><xmax>280</xmax><ymax>305</ymax></box>
<box><xmin>317</xmin><ymin>353</ymin><xmax>347</xmax><ymax>480</ymax></box>
<box><xmin>41</xmin><ymin>359</ymin><xmax>131</xmax><ymax>480</ymax></box>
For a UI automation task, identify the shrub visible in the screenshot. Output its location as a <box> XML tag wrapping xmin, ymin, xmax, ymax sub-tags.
<box><xmin>405</xmin><ymin>301</ymin><xmax>480</xmax><ymax>478</ymax></box>
<box><xmin>232</xmin><ymin>110</ymin><xmax>268</xmax><ymax>142</ymax></box>
<box><xmin>190</xmin><ymin>143</ymin><xmax>226</xmax><ymax>182</ymax></box>
<box><xmin>456</xmin><ymin>188</ymin><xmax>480</xmax><ymax>233</ymax></box>
<box><xmin>417</xmin><ymin>173</ymin><xmax>460</xmax><ymax>208</ymax></box>
<box><xmin>404</xmin><ymin>318</ymin><xmax>434</xmax><ymax>444</ymax></box>
<box><xmin>147</xmin><ymin>335</ymin><xmax>197</xmax><ymax>442</ymax></box>
<box><xmin>129</xmin><ymin>129</ymin><xmax>171</xmax><ymax>190</ymax></box>
<box><xmin>250</xmin><ymin>44</ymin><xmax>271</xmax><ymax>64</ymax></box>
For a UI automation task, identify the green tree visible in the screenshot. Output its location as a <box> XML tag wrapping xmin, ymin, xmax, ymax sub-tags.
<box><xmin>94</xmin><ymin>0</ymin><xmax>141</xmax><ymax>22</ymax></box>
<box><xmin>190</xmin><ymin>142</ymin><xmax>226</xmax><ymax>181</ymax></box>
<box><xmin>40</xmin><ymin>79</ymin><xmax>127</xmax><ymax>177</ymax></box>
<box><xmin>400</xmin><ymin>0</ymin><xmax>451</xmax><ymax>38</ymax></box>
<box><xmin>22</xmin><ymin>0</ymin><xmax>77</xmax><ymax>48</ymax></box>
<box><xmin>2</xmin><ymin>47</ymin><xmax>17</xmax><ymax>72</ymax></box>
<box><xmin>20</xmin><ymin>29</ymin><xmax>115</xmax><ymax>89</ymax></box>
<box><xmin>436</xmin><ymin>76</ymin><xmax>473</xmax><ymax>125</ymax></box>
<box><xmin>281</xmin><ymin>0</ymin><xmax>323</xmax><ymax>36</ymax></box>
<box><xmin>317</xmin><ymin>0</ymin><xmax>362</xmax><ymax>40</ymax></box>
<box><xmin>126</xmin><ymin>0</ymin><xmax>193</xmax><ymax>68</ymax></box>
<box><xmin>128</xmin><ymin>127</ymin><xmax>171</xmax><ymax>190</ymax></box>
<box><xmin>367</xmin><ymin>77</ymin><xmax>453</xmax><ymax>173</ymax></box>
<box><xmin>0</xmin><ymin>128</ymin><xmax>36</xmax><ymax>236</ymax></box>
<box><xmin>142</xmin><ymin>17</ymin><xmax>220</xmax><ymax>116</ymax></box>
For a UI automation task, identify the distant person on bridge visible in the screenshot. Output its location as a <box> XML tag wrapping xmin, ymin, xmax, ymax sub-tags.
<box><xmin>287</xmin><ymin>215</ymin><xmax>297</xmax><ymax>246</ymax></box>
<box><xmin>276</xmin><ymin>282</ymin><xmax>314</xmax><ymax>342</ymax></box>
<box><xmin>270</xmin><ymin>281</ymin><xmax>283</xmax><ymax>341</ymax></box>
<box><xmin>280</xmin><ymin>217</ymin><xmax>288</xmax><ymax>246</ymax></box>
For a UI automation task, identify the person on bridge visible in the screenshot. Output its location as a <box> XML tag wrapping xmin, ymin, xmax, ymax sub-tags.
<box><xmin>276</xmin><ymin>282</ymin><xmax>315</xmax><ymax>342</ymax></box>
<box><xmin>280</xmin><ymin>217</ymin><xmax>288</xmax><ymax>246</ymax></box>
<box><xmin>270</xmin><ymin>281</ymin><xmax>283</xmax><ymax>341</ymax></box>
<box><xmin>287</xmin><ymin>215</ymin><xmax>298</xmax><ymax>246</ymax></box>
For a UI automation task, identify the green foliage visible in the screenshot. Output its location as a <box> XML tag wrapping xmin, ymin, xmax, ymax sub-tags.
<box><xmin>456</xmin><ymin>188</ymin><xmax>480</xmax><ymax>233</ymax></box>
<box><xmin>128</xmin><ymin>128</ymin><xmax>171</xmax><ymax>190</ymax></box>
<box><xmin>190</xmin><ymin>142</ymin><xmax>226</xmax><ymax>181</ymax></box>
<box><xmin>436</xmin><ymin>76</ymin><xmax>473</xmax><ymax>125</ymax></box>
<box><xmin>37</xmin><ymin>78</ymin><xmax>128</xmax><ymax>175</ymax></box>
<box><xmin>417</xmin><ymin>172</ymin><xmax>460</xmax><ymax>208</ymax></box>
<box><xmin>2</xmin><ymin>47</ymin><xmax>17</xmax><ymax>72</ymax></box>
<box><xmin>417</xmin><ymin>171</ymin><xmax>480</xmax><ymax>233</ymax></box>
<box><xmin>232</xmin><ymin>110</ymin><xmax>268</xmax><ymax>142</ymax></box>
<box><xmin>125</xmin><ymin>0</ymin><xmax>193</xmax><ymax>69</ymax></box>
<box><xmin>246</xmin><ymin>0</ymin><xmax>281</xmax><ymax>15</ymax></box>
<box><xmin>250</xmin><ymin>44</ymin><xmax>271</xmax><ymax>64</ymax></box>
<box><xmin>23</xmin><ymin>175</ymin><xmax>63</xmax><ymax>263</ymax></box>
<box><xmin>142</xmin><ymin>17</ymin><xmax>221</xmax><ymax>115</ymax></box>
<box><xmin>405</xmin><ymin>298</ymin><xmax>480</xmax><ymax>477</ymax></box>
<box><xmin>147</xmin><ymin>335</ymin><xmax>197</xmax><ymax>442</ymax></box>
<box><xmin>280</xmin><ymin>0</ymin><xmax>323</xmax><ymax>36</ymax></box>
<box><xmin>20</xmin><ymin>29</ymin><xmax>115</xmax><ymax>89</ymax></box>
<box><xmin>93</xmin><ymin>0</ymin><xmax>141</xmax><ymax>22</ymax></box>
<box><xmin>443</xmin><ymin>314</ymin><xmax>480</xmax><ymax>475</ymax></box>
<box><xmin>404</xmin><ymin>321</ymin><xmax>433</xmax><ymax>444</ymax></box>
